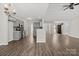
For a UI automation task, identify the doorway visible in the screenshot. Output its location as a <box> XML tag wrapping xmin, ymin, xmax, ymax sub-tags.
<box><xmin>54</xmin><ymin>21</ymin><xmax>64</xmax><ymax>34</ymax></box>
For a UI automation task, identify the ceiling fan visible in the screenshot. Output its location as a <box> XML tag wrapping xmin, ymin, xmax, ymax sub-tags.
<box><xmin>63</xmin><ymin>3</ymin><xmax>79</xmax><ymax>11</ymax></box>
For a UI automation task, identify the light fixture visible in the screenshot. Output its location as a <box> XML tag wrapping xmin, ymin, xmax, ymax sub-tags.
<box><xmin>3</xmin><ymin>3</ymin><xmax>16</xmax><ymax>15</ymax></box>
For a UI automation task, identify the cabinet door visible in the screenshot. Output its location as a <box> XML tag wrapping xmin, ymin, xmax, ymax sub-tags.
<box><xmin>8</xmin><ymin>21</ymin><xmax>13</xmax><ymax>42</ymax></box>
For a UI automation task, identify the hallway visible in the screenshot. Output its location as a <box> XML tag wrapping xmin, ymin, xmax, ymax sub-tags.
<box><xmin>0</xmin><ymin>34</ymin><xmax>79</xmax><ymax>56</ymax></box>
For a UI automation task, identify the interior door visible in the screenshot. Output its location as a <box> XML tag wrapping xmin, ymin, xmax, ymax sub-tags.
<box><xmin>8</xmin><ymin>21</ymin><xmax>13</xmax><ymax>42</ymax></box>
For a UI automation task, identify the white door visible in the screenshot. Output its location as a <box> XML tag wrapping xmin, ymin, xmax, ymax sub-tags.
<box><xmin>8</xmin><ymin>21</ymin><xmax>13</xmax><ymax>42</ymax></box>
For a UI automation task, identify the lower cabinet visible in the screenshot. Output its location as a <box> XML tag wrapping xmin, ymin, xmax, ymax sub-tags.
<box><xmin>36</xmin><ymin>29</ymin><xmax>46</xmax><ymax>43</ymax></box>
<box><xmin>13</xmin><ymin>31</ymin><xmax>21</xmax><ymax>40</ymax></box>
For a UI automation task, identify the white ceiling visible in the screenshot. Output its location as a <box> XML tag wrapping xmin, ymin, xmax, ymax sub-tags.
<box><xmin>2</xmin><ymin>3</ymin><xmax>79</xmax><ymax>21</ymax></box>
<box><xmin>46</xmin><ymin>3</ymin><xmax>79</xmax><ymax>21</ymax></box>
<box><xmin>13</xmin><ymin>3</ymin><xmax>49</xmax><ymax>20</ymax></box>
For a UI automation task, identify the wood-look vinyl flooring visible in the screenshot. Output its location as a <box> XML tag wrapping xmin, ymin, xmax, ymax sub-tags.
<box><xmin>0</xmin><ymin>33</ymin><xmax>79</xmax><ymax>56</ymax></box>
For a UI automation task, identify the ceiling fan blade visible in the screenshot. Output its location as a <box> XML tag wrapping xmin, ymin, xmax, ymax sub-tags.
<box><xmin>74</xmin><ymin>3</ymin><xmax>79</xmax><ymax>6</ymax></box>
<box><xmin>64</xmin><ymin>7</ymin><xmax>69</xmax><ymax>11</ymax></box>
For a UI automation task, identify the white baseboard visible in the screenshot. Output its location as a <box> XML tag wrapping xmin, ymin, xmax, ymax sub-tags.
<box><xmin>0</xmin><ymin>42</ymin><xmax>8</xmax><ymax>45</ymax></box>
<box><xmin>63</xmin><ymin>33</ymin><xmax>79</xmax><ymax>39</ymax></box>
<box><xmin>68</xmin><ymin>34</ymin><xmax>79</xmax><ymax>39</ymax></box>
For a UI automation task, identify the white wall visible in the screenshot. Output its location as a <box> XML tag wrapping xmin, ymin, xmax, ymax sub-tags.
<box><xmin>68</xmin><ymin>17</ymin><xmax>79</xmax><ymax>38</ymax></box>
<box><xmin>24</xmin><ymin>20</ymin><xmax>28</xmax><ymax>37</ymax></box>
<box><xmin>24</xmin><ymin>20</ymin><xmax>32</xmax><ymax>37</ymax></box>
<box><xmin>46</xmin><ymin>3</ymin><xmax>79</xmax><ymax>38</ymax></box>
<box><xmin>8</xmin><ymin>21</ymin><xmax>13</xmax><ymax>42</ymax></box>
<box><xmin>0</xmin><ymin>4</ymin><xmax>8</xmax><ymax>45</ymax></box>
